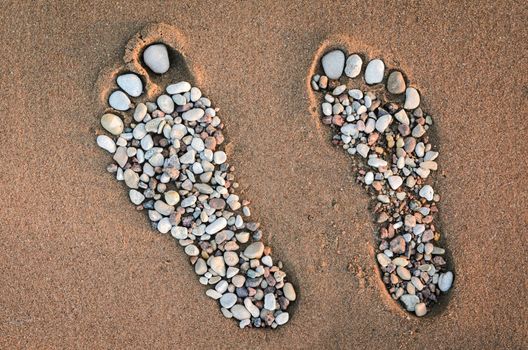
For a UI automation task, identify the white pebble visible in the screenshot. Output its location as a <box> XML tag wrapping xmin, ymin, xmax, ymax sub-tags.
<box><xmin>166</xmin><ymin>81</ymin><xmax>191</xmax><ymax>95</ymax></box>
<box><xmin>419</xmin><ymin>185</ymin><xmax>434</xmax><ymax>201</ymax></box>
<box><xmin>143</xmin><ymin>44</ymin><xmax>170</xmax><ymax>74</ymax></box>
<box><xmin>108</xmin><ymin>90</ymin><xmax>131</xmax><ymax>111</ymax></box>
<box><xmin>157</xmin><ymin>94</ymin><xmax>174</xmax><ymax>114</ymax></box>
<box><xmin>345</xmin><ymin>54</ymin><xmax>362</xmax><ymax>78</ymax></box>
<box><xmin>364</xmin><ymin>59</ymin><xmax>385</xmax><ymax>84</ymax></box>
<box><xmin>96</xmin><ymin>135</ymin><xmax>116</xmax><ymax>153</ymax></box>
<box><xmin>116</xmin><ymin>73</ymin><xmax>143</xmax><ymax>97</ymax></box>
<box><xmin>182</xmin><ymin>108</ymin><xmax>205</xmax><ymax>122</ymax></box>
<box><xmin>404</xmin><ymin>87</ymin><xmax>420</xmax><ymax>110</ymax></box>
<box><xmin>100</xmin><ymin>113</ymin><xmax>124</xmax><ymax>135</ymax></box>
<box><xmin>321</xmin><ymin>50</ymin><xmax>345</xmax><ymax>79</ymax></box>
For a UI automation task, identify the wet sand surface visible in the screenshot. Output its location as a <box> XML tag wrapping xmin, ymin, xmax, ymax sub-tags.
<box><xmin>0</xmin><ymin>1</ymin><xmax>526</xmax><ymax>349</ymax></box>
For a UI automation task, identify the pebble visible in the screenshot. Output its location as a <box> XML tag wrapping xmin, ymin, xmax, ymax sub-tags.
<box><xmin>404</xmin><ymin>87</ymin><xmax>420</xmax><ymax>110</ymax></box>
<box><xmin>438</xmin><ymin>271</ymin><xmax>453</xmax><ymax>292</ymax></box>
<box><xmin>244</xmin><ymin>242</ymin><xmax>264</xmax><ymax>259</ymax></box>
<box><xmin>157</xmin><ymin>95</ymin><xmax>174</xmax><ymax>114</ymax></box>
<box><xmin>264</xmin><ymin>293</ymin><xmax>276</xmax><ymax>310</ymax></box>
<box><xmin>100</xmin><ymin>113</ymin><xmax>124</xmax><ymax>135</ymax></box>
<box><xmin>124</xmin><ymin>169</ymin><xmax>139</xmax><ymax>188</ymax></box>
<box><xmin>194</xmin><ymin>258</ymin><xmax>207</xmax><ymax>275</ymax></box>
<box><xmin>185</xmin><ymin>245</ymin><xmax>199</xmax><ymax>256</ymax></box>
<box><xmin>206</xmin><ymin>217</ymin><xmax>227</xmax><ymax>234</ymax></box>
<box><xmin>356</xmin><ymin>144</ymin><xmax>370</xmax><ymax>158</ymax></box>
<box><xmin>345</xmin><ymin>54</ymin><xmax>362</xmax><ymax>78</ymax></box>
<box><xmin>386</xmin><ymin>71</ymin><xmax>406</xmax><ymax>94</ymax></box>
<box><xmin>167</xmin><ymin>81</ymin><xmax>191</xmax><ymax>95</ymax></box>
<box><xmin>375</xmin><ymin>114</ymin><xmax>392</xmax><ymax>132</ymax></box>
<box><xmin>134</xmin><ymin>103</ymin><xmax>148</xmax><ymax>122</ymax></box>
<box><xmin>154</xmin><ymin>200</ymin><xmax>174</xmax><ymax>216</ymax></box>
<box><xmin>157</xmin><ymin>218</ymin><xmax>171</xmax><ymax>233</ymax></box>
<box><xmin>377</xmin><ymin>253</ymin><xmax>391</xmax><ymax>267</ymax></box>
<box><xmin>113</xmin><ymin>147</ymin><xmax>128</xmax><ymax>167</ymax></box>
<box><xmin>182</xmin><ymin>108</ymin><xmax>204</xmax><ymax>122</ymax></box>
<box><xmin>213</xmin><ymin>151</ymin><xmax>227</xmax><ymax>165</ymax></box>
<box><xmin>388</xmin><ymin>176</ymin><xmax>403</xmax><ymax>190</ymax></box>
<box><xmin>96</xmin><ymin>135</ymin><xmax>116</xmax><ymax>153</ymax></box>
<box><xmin>164</xmin><ymin>191</ymin><xmax>180</xmax><ymax>205</ymax></box>
<box><xmin>283</xmin><ymin>282</ymin><xmax>296</xmax><ymax>301</ymax></box>
<box><xmin>129</xmin><ymin>189</ymin><xmax>145</xmax><ymax>205</ymax></box>
<box><xmin>116</xmin><ymin>73</ymin><xmax>143</xmax><ymax>97</ymax></box>
<box><xmin>367</xmin><ymin>157</ymin><xmax>388</xmax><ymax>168</ymax></box>
<box><xmin>275</xmin><ymin>312</ymin><xmax>289</xmax><ymax>325</ymax></box>
<box><xmin>397</xmin><ymin>266</ymin><xmax>411</xmax><ymax>280</ymax></box>
<box><xmin>415</xmin><ymin>303</ymin><xmax>427</xmax><ymax>317</ymax></box>
<box><xmin>143</xmin><ymin>44</ymin><xmax>170</xmax><ymax>74</ymax></box>
<box><xmin>419</xmin><ymin>185</ymin><xmax>434</xmax><ymax>201</ymax></box>
<box><xmin>230</xmin><ymin>305</ymin><xmax>251</xmax><ymax>320</ymax></box>
<box><xmin>321</xmin><ymin>50</ymin><xmax>345</xmax><ymax>79</ymax></box>
<box><xmin>108</xmin><ymin>90</ymin><xmax>131</xmax><ymax>111</ymax></box>
<box><xmin>210</xmin><ymin>256</ymin><xmax>226</xmax><ymax>277</ymax></box>
<box><xmin>244</xmin><ymin>298</ymin><xmax>260</xmax><ymax>318</ymax></box>
<box><xmin>364</xmin><ymin>59</ymin><xmax>385</xmax><ymax>84</ymax></box>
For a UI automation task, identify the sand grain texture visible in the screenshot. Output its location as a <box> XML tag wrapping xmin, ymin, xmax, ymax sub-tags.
<box><xmin>0</xmin><ymin>1</ymin><xmax>527</xmax><ymax>349</ymax></box>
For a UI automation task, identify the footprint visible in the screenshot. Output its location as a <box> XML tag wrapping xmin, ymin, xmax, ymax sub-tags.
<box><xmin>308</xmin><ymin>38</ymin><xmax>454</xmax><ymax>317</ymax></box>
<box><xmin>94</xmin><ymin>23</ymin><xmax>295</xmax><ymax>329</ymax></box>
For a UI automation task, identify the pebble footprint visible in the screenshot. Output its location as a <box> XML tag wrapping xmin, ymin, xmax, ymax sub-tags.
<box><xmin>308</xmin><ymin>41</ymin><xmax>454</xmax><ymax>317</ymax></box>
<box><xmin>95</xmin><ymin>23</ymin><xmax>295</xmax><ymax>329</ymax></box>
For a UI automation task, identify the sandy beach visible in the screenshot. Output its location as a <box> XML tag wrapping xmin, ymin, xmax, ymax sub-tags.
<box><xmin>0</xmin><ymin>1</ymin><xmax>526</xmax><ymax>348</ymax></box>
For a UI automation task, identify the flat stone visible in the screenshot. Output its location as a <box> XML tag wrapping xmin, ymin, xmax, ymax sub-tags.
<box><xmin>154</xmin><ymin>200</ymin><xmax>174</xmax><ymax>216</ymax></box>
<box><xmin>209</xmin><ymin>256</ymin><xmax>226</xmax><ymax>277</ymax></box>
<box><xmin>264</xmin><ymin>293</ymin><xmax>276</xmax><ymax>310</ymax></box>
<box><xmin>108</xmin><ymin>90</ymin><xmax>131</xmax><ymax>111</ymax></box>
<box><xmin>224</xmin><ymin>251</ymin><xmax>239</xmax><ymax>266</ymax></box>
<box><xmin>129</xmin><ymin>189</ymin><xmax>145</xmax><ymax>205</ymax></box>
<box><xmin>377</xmin><ymin>253</ymin><xmax>391</xmax><ymax>267</ymax></box>
<box><xmin>96</xmin><ymin>135</ymin><xmax>116</xmax><ymax>153</ymax></box>
<box><xmin>184</xmin><ymin>244</ymin><xmax>199</xmax><ymax>256</ymax></box>
<box><xmin>321</xmin><ymin>50</ymin><xmax>345</xmax><ymax>79</ymax></box>
<box><xmin>419</xmin><ymin>185</ymin><xmax>434</xmax><ymax>201</ymax></box>
<box><xmin>101</xmin><ymin>113</ymin><xmax>124</xmax><ymax>135</ymax></box>
<box><xmin>275</xmin><ymin>312</ymin><xmax>289</xmax><ymax>326</ymax></box>
<box><xmin>283</xmin><ymin>282</ymin><xmax>296</xmax><ymax>301</ymax></box>
<box><xmin>166</xmin><ymin>81</ymin><xmax>191</xmax><ymax>95</ymax></box>
<box><xmin>113</xmin><ymin>146</ymin><xmax>128</xmax><ymax>167</ymax></box>
<box><xmin>375</xmin><ymin>114</ymin><xmax>392</xmax><ymax>132</ymax></box>
<box><xmin>116</xmin><ymin>73</ymin><xmax>143</xmax><ymax>97</ymax></box>
<box><xmin>182</xmin><ymin>108</ymin><xmax>205</xmax><ymax>122</ymax></box>
<box><xmin>157</xmin><ymin>217</ymin><xmax>171</xmax><ymax>233</ymax></box>
<box><xmin>206</xmin><ymin>217</ymin><xmax>227</xmax><ymax>234</ymax></box>
<box><xmin>143</xmin><ymin>44</ymin><xmax>170</xmax><ymax>74</ymax></box>
<box><xmin>171</xmin><ymin>226</ymin><xmax>188</xmax><ymax>240</ymax></box>
<box><xmin>345</xmin><ymin>54</ymin><xmax>362</xmax><ymax>78</ymax></box>
<box><xmin>387</xmin><ymin>71</ymin><xmax>406</xmax><ymax>94</ymax></box>
<box><xmin>388</xmin><ymin>176</ymin><xmax>403</xmax><ymax>190</ymax></box>
<box><xmin>230</xmin><ymin>305</ymin><xmax>251</xmax><ymax>320</ymax></box>
<box><xmin>124</xmin><ymin>169</ymin><xmax>139</xmax><ymax>188</ymax></box>
<box><xmin>415</xmin><ymin>302</ymin><xmax>427</xmax><ymax>317</ymax></box>
<box><xmin>404</xmin><ymin>87</ymin><xmax>420</xmax><ymax>110</ymax></box>
<box><xmin>367</xmin><ymin>157</ymin><xmax>388</xmax><ymax>168</ymax></box>
<box><xmin>194</xmin><ymin>258</ymin><xmax>207</xmax><ymax>275</ymax></box>
<box><xmin>133</xmin><ymin>103</ymin><xmax>148</xmax><ymax>122</ymax></box>
<box><xmin>157</xmin><ymin>94</ymin><xmax>174</xmax><ymax>114</ymax></box>
<box><xmin>364</xmin><ymin>59</ymin><xmax>385</xmax><ymax>84</ymax></box>
<box><xmin>164</xmin><ymin>191</ymin><xmax>180</xmax><ymax>206</ymax></box>
<box><xmin>213</xmin><ymin>151</ymin><xmax>227</xmax><ymax>165</ymax></box>
<box><xmin>397</xmin><ymin>266</ymin><xmax>411</xmax><ymax>280</ymax></box>
<box><xmin>356</xmin><ymin>143</ymin><xmax>369</xmax><ymax>158</ymax></box>
<box><xmin>438</xmin><ymin>271</ymin><xmax>454</xmax><ymax>292</ymax></box>
<box><xmin>244</xmin><ymin>242</ymin><xmax>264</xmax><ymax>259</ymax></box>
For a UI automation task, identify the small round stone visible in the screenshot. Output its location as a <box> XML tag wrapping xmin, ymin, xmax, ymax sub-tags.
<box><xmin>164</xmin><ymin>190</ymin><xmax>180</xmax><ymax>206</ymax></box>
<box><xmin>388</xmin><ymin>176</ymin><xmax>403</xmax><ymax>190</ymax></box>
<box><xmin>129</xmin><ymin>189</ymin><xmax>145</xmax><ymax>205</ymax></box>
<box><xmin>143</xmin><ymin>44</ymin><xmax>170</xmax><ymax>74</ymax></box>
<box><xmin>182</xmin><ymin>108</ymin><xmax>205</xmax><ymax>122</ymax></box>
<box><xmin>209</xmin><ymin>256</ymin><xmax>226</xmax><ymax>277</ymax></box>
<box><xmin>230</xmin><ymin>305</ymin><xmax>251</xmax><ymax>320</ymax></box>
<box><xmin>213</xmin><ymin>151</ymin><xmax>227</xmax><ymax>165</ymax></box>
<box><xmin>244</xmin><ymin>242</ymin><xmax>264</xmax><ymax>259</ymax></box>
<box><xmin>108</xmin><ymin>90</ymin><xmax>131</xmax><ymax>111</ymax></box>
<box><xmin>275</xmin><ymin>312</ymin><xmax>289</xmax><ymax>325</ymax></box>
<box><xmin>344</xmin><ymin>54</ymin><xmax>362</xmax><ymax>78</ymax></box>
<box><xmin>364</xmin><ymin>59</ymin><xmax>385</xmax><ymax>85</ymax></box>
<box><xmin>404</xmin><ymin>87</ymin><xmax>420</xmax><ymax>110</ymax></box>
<box><xmin>438</xmin><ymin>271</ymin><xmax>454</xmax><ymax>292</ymax></box>
<box><xmin>415</xmin><ymin>303</ymin><xmax>427</xmax><ymax>317</ymax></box>
<box><xmin>386</xmin><ymin>71</ymin><xmax>406</xmax><ymax>94</ymax></box>
<box><xmin>220</xmin><ymin>293</ymin><xmax>237</xmax><ymax>309</ymax></box>
<box><xmin>185</xmin><ymin>244</ymin><xmax>199</xmax><ymax>256</ymax></box>
<box><xmin>157</xmin><ymin>217</ymin><xmax>171</xmax><ymax>233</ymax></box>
<box><xmin>116</xmin><ymin>73</ymin><xmax>143</xmax><ymax>97</ymax></box>
<box><xmin>321</xmin><ymin>50</ymin><xmax>345</xmax><ymax>79</ymax></box>
<box><xmin>419</xmin><ymin>185</ymin><xmax>434</xmax><ymax>201</ymax></box>
<box><xmin>157</xmin><ymin>94</ymin><xmax>174</xmax><ymax>114</ymax></box>
<box><xmin>100</xmin><ymin>113</ymin><xmax>124</xmax><ymax>135</ymax></box>
<box><xmin>96</xmin><ymin>135</ymin><xmax>116</xmax><ymax>153</ymax></box>
<box><xmin>283</xmin><ymin>282</ymin><xmax>296</xmax><ymax>301</ymax></box>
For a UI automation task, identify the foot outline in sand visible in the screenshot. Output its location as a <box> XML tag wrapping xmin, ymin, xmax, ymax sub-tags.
<box><xmin>95</xmin><ymin>23</ymin><xmax>295</xmax><ymax>329</ymax></box>
<box><xmin>308</xmin><ymin>39</ymin><xmax>454</xmax><ymax>317</ymax></box>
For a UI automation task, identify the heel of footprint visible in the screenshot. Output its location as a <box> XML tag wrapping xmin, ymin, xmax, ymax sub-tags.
<box><xmin>309</xmin><ymin>42</ymin><xmax>454</xmax><ymax>317</ymax></box>
<box><xmin>95</xmin><ymin>23</ymin><xmax>296</xmax><ymax>329</ymax></box>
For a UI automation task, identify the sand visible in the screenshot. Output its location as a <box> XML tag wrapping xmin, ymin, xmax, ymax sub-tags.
<box><xmin>0</xmin><ymin>1</ymin><xmax>527</xmax><ymax>349</ymax></box>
